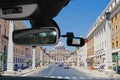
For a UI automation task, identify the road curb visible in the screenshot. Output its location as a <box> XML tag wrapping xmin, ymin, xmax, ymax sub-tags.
<box><xmin>22</xmin><ymin>66</ymin><xmax>48</xmax><ymax>76</ymax></box>
<box><xmin>72</xmin><ymin>66</ymin><xmax>108</xmax><ymax>78</ymax></box>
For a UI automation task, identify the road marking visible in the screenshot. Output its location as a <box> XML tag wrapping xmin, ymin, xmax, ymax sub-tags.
<box><xmin>72</xmin><ymin>77</ymin><xmax>77</xmax><ymax>79</ymax></box>
<box><xmin>79</xmin><ymin>77</ymin><xmax>85</xmax><ymax>79</ymax></box>
<box><xmin>44</xmin><ymin>76</ymin><xmax>48</xmax><ymax>77</ymax></box>
<box><xmin>57</xmin><ymin>76</ymin><xmax>62</xmax><ymax>79</ymax></box>
<box><xmin>50</xmin><ymin>76</ymin><xmax>55</xmax><ymax>78</ymax></box>
<box><xmin>87</xmin><ymin>77</ymin><xmax>93</xmax><ymax>79</ymax></box>
<box><xmin>65</xmin><ymin>76</ymin><xmax>70</xmax><ymax>79</ymax></box>
<box><xmin>48</xmin><ymin>66</ymin><xmax>55</xmax><ymax>76</ymax></box>
<box><xmin>22</xmin><ymin>66</ymin><xmax>49</xmax><ymax>76</ymax></box>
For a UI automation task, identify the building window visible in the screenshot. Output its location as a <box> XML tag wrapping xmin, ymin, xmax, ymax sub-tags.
<box><xmin>112</xmin><ymin>28</ymin><xmax>114</xmax><ymax>36</ymax></box>
<box><xmin>111</xmin><ymin>17</ymin><xmax>113</xmax><ymax>23</ymax></box>
<box><xmin>112</xmin><ymin>43</ymin><xmax>114</xmax><ymax>48</ymax></box>
<box><xmin>20</xmin><ymin>58</ymin><xmax>21</xmax><ymax>63</ymax></box>
<box><xmin>5</xmin><ymin>20</ymin><xmax>6</xmax><ymax>23</ymax></box>
<box><xmin>115</xmin><ymin>14</ymin><xmax>117</xmax><ymax>20</ymax></box>
<box><xmin>0</xmin><ymin>24</ymin><xmax>1</xmax><ymax>34</ymax></box>
<box><xmin>4</xmin><ymin>28</ymin><xmax>6</xmax><ymax>36</ymax></box>
<box><xmin>105</xmin><ymin>41</ymin><xmax>106</xmax><ymax>47</ymax></box>
<box><xmin>116</xmin><ymin>41</ymin><xmax>118</xmax><ymax>47</ymax></box>
<box><xmin>16</xmin><ymin>57</ymin><xmax>17</xmax><ymax>63</ymax></box>
<box><xmin>116</xmin><ymin>25</ymin><xmax>118</xmax><ymax>33</ymax></box>
<box><xmin>14</xmin><ymin>57</ymin><xmax>15</xmax><ymax>63</ymax></box>
<box><xmin>104</xmin><ymin>25</ymin><xmax>106</xmax><ymax>32</ymax></box>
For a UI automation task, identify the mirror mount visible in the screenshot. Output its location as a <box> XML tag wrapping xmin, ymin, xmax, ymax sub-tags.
<box><xmin>61</xmin><ymin>32</ymin><xmax>85</xmax><ymax>47</ymax></box>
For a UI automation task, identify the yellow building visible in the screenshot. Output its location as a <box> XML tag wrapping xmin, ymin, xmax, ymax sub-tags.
<box><xmin>86</xmin><ymin>0</ymin><xmax>120</xmax><ymax>69</ymax></box>
<box><xmin>110</xmin><ymin>3</ymin><xmax>120</xmax><ymax>63</ymax></box>
<box><xmin>86</xmin><ymin>35</ymin><xmax>94</xmax><ymax>66</ymax></box>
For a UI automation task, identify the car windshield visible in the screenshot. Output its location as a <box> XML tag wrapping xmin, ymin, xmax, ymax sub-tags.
<box><xmin>1</xmin><ymin>0</ymin><xmax>120</xmax><ymax>80</ymax></box>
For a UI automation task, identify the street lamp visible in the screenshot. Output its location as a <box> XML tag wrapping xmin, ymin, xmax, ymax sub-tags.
<box><xmin>104</xmin><ymin>12</ymin><xmax>113</xmax><ymax>74</ymax></box>
<box><xmin>105</xmin><ymin>12</ymin><xmax>110</xmax><ymax>20</ymax></box>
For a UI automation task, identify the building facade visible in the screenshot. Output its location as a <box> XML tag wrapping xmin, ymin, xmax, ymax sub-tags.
<box><xmin>0</xmin><ymin>20</ymin><xmax>32</xmax><ymax>71</ymax></box>
<box><xmin>86</xmin><ymin>0</ymin><xmax>120</xmax><ymax>71</ymax></box>
<box><xmin>0</xmin><ymin>19</ymin><xmax>9</xmax><ymax>71</ymax></box>
<box><xmin>13</xmin><ymin>21</ymin><xmax>32</xmax><ymax>68</ymax></box>
<box><xmin>86</xmin><ymin>34</ymin><xmax>94</xmax><ymax>66</ymax></box>
<box><xmin>78</xmin><ymin>43</ymin><xmax>87</xmax><ymax>67</ymax></box>
<box><xmin>110</xmin><ymin>0</ymin><xmax>120</xmax><ymax>65</ymax></box>
<box><xmin>49</xmin><ymin>41</ymin><xmax>72</xmax><ymax>63</ymax></box>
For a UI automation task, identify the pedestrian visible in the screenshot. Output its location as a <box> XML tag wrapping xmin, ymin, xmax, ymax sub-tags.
<box><xmin>35</xmin><ymin>64</ymin><xmax>37</xmax><ymax>69</ymax></box>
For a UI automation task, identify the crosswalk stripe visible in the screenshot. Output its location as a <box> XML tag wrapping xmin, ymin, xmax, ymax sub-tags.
<box><xmin>79</xmin><ymin>77</ymin><xmax>85</xmax><ymax>79</ymax></box>
<box><xmin>50</xmin><ymin>76</ymin><xmax>55</xmax><ymax>78</ymax></box>
<box><xmin>87</xmin><ymin>77</ymin><xmax>93</xmax><ymax>79</ymax></box>
<box><xmin>57</xmin><ymin>76</ymin><xmax>62</xmax><ymax>79</ymax></box>
<box><xmin>44</xmin><ymin>76</ymin><xmax>48</xmax><ymax>77</ymax></box>
<box><xmin>65</xmin><ymin>76</ymin><xmax>70</xmax><ymax>79</ymax></box>
<box><xmin>72</xmin><ymin>77</ymin><xmax>77</xmax><ymax>79</ymax></box>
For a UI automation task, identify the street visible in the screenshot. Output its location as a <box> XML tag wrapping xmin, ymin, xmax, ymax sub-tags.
<box><xmin>28</xmin><ymin>65</ymin><xmax>101</xmax><ymax>80</ymax></box>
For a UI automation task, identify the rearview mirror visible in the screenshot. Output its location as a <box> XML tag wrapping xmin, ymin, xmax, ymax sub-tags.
<box><xmin>13</xmin><ymin>27</ymin><xmax>60</xmax><ymax>46</ymax></box>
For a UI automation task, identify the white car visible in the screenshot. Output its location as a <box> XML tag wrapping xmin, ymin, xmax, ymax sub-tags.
<box><xmin>94</xmin><ymin>64</ymin><xmax>100</xmax><ymax>70</ymax></box>
<box><xmin>64</xmin><ymin>63</ymin><xmax>69</xmax><ymax>69</ymax></box>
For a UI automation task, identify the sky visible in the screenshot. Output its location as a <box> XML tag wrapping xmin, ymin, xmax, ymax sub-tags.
<box><xmin>24</xmin><ymin>0</ymin><xmax>110</xmax><ymax>52</ymax></box>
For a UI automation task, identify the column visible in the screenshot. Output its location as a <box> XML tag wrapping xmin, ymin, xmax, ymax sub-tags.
<box><xmin>7</xmin><ymin>21</ymin><xmax>14</xmax><ymax>72</ymax></box>
<box><xmin>118</xmin><ymin>52</ymin><xmax>120</xmax><ymax>66</ymax></box>
<box><xmin>76</xmin><ymin>47</ymin><xmax>79</xmax><ymax>66</ymax></box>
<box><xmin>105</xmin><ymin>12</ymin><xmax>112</xmax><ymax>71</ymax></box>
<box><xmin>40</xmin><ymin>47</ymin><xmax>43</xmax><ymax>66</ymax></box>
<box><xmin>32</xmin><ymin>47</ymin><xmax>36</xmax><ymax>69</ymax></box>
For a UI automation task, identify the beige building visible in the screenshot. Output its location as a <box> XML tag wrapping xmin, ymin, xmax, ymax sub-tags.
<box><xmin>49</xmin><ymin>41</ymin><xmax>71</xmax><ymax>63</ymax></box>
<box><xmin>0</xmin><ymin>20</ymin><xmax>32</xmax><ymax>71</ymax></box>
<box><xmin>86</xmin><ymin>0</ymin><xmax>120</xmax><ymax>71</ymax></box>
<box><xmin>86</xmin><ymin>35</ymin><xmax>94</xmax><ymax>66</ymax></box>
<box><xmin>13</xmin><ymin>21</ymin><xmax>32</xmax><ymax>68</ymax></box>
<box><xmin>0</xmin><ymin>19</ymin><xmax>9</xmax><ymax>70</ymax></box>
<box><xmin>110</xmin><ymin>0</ymin><xmax>120</xmax><ymax>65</ymax></box>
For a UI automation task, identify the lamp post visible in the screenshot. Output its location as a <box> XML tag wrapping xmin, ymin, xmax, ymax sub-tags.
<box><xmin>76</xmin><ymin>47</ymin><xmax>79</xmax><ymax>66</ymax></box>
<box><xmin>7</xmin><ymin>20</ymin><xmax>14</xmax><ymax>72</ymax></box>
<box><xmin>32</xmin><ymin>46</ymin><xmax>36</xmax><ymax>69</ymax></box>
<box><xmin>105</xmin><ymin>12</ymin><xmax>113</xmax><ymax>73</ymax></box>
<box><xmin>40</xmin><ymin>47</ymin><xmax>43</xmax><ymax>67</ymax></box>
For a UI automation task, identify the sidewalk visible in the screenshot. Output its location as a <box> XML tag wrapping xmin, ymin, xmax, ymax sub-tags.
<box><xmin>72</xmin><ymin>66</ymin><xmax>120</xmax><ymax>79</ymax></box>
<box><xmin>2</xmin><ymin>66</ymin><xmax>47</xmax><ymax>76</ymax></box>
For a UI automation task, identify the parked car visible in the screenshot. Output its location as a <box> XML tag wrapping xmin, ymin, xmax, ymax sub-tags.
<box><xmin>58</xmin><ymin>63</ymin><xmax>64</xmax><ymax>67</ymax></box>
<box><xmin>94</xmin><ymin>64</ymin><xmax>100</xmax><ymax>70</ymax></box>
<box><xmin>113</xmin><ymin>65</ymin><xmax>120</xmax><ymax>74</ymax></box>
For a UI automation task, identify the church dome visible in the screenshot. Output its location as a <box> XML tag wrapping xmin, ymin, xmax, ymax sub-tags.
<box><xmin>55</xmin><ymin>41</ymin><xmax>65</xmax><ymax>49</ymax></box>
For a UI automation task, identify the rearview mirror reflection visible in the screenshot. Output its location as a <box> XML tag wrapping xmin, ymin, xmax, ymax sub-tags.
<box><xmin>13</xmin><ymin>27</ymin><xmax>60</xmax><ymax>46</ymax></box>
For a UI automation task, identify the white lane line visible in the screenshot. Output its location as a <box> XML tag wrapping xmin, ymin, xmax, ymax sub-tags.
<box><xmin>57</xmin><ymin>76</ymin><xmax>62</xmax><ymax>79</ymax></box>
<box><xmin>79</xmin><ymin>77</ymin><xmax>85</xmax><ymax>79</ymax></box>
<box><xmin>87</xmin><ymin>77</ymin><xmax>93</xmax><ymax>79</ymax></box>
<box><xmin>48</xmin><ymin>66</ymin><xmax>55</xmax><ymax>76</ymax></box>
<box><xmin>44</xmin><ymin>76</ymin><xmax>49</xmax><ymax>77</ymax></box>
<box><xmin>50</xmin><ymin>76</ymin><xmax>55</xmax><ymax>78</ymax></box>
<box><xmin>72</xmin><ymin>77</ymin><xmax>77</xmax><ymax>79</ymax></box>
<box><xmin>65</xmin><ymin>76</ymin><xmax>70</xmax><ymax>79</ymax></box>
